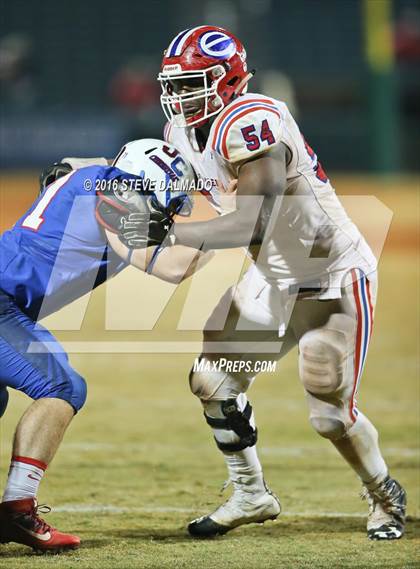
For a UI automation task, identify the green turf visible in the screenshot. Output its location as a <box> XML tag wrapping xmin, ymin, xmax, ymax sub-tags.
<box><xmin>0</xmin><ymin>252</ymin><xmax>418</xmax><ymax>568</ymax></box>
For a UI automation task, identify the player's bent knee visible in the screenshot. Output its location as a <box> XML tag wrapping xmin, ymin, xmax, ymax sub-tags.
<box><xmin>306</xmin><ymin>391</ymin><xmax>353</xmax><ymax>440</ymax></box>
<box><xmin>310</xmin><ymin>415</ymin><xmax>346</xmax><ymax>440</ymax></box>
<box><xmin>298</xmin><ymin>315</ymin><xmax>354</xmax><ymax>396</ymax></box>
<box><xmin>189</xmin><ymin>363</ymin><xmax>219</xmax><ymax>400</ymax></box>
<box><xmin>41</xmin><ymin>371</ymin><xmax>87</xmax><ymax>413</ymax></box>
<box><xmin>189</xmin><ymin>366</ymin><xmax>226</xmax><ymax>401</ymax></box>
<box><xmin>189</xmin><ymin>357</ymin><xmax>250</xmax><ymax>401</ymax></box>
<box><xmin>68</xmin><ymin>373</ymin><xmax>87</xmax><ymax>413</ymax></box>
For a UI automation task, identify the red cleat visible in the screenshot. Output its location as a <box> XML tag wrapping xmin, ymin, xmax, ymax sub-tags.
<box><xmin>0</xmin><ymin>498</ymin><xmax>80</xmax><ymax>553</ymax></box>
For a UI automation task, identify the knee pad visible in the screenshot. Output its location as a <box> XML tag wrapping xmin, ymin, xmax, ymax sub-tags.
<box><xmin>204</xmin><ymin>396</ymin><xmax>258</xmax><ymax>452</ymax></box>
<box><xmin>0</xmin><ymin>387</ymin><xmax>9</xmax><ymax>418</ymax></box>
<box><xmin>298</xmin><ymin>314</ymin><xmax>355</xmax><ymax>396</ymax></box>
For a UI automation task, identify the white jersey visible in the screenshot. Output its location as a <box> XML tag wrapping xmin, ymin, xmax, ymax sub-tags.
<box><xmin>165</xmin><ymin>92</ymin><xmax>377</xmax><ymax>298</ymax></box>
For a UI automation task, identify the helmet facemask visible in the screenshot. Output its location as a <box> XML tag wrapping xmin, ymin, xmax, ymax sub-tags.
<box><xmin>158</xmin><ymin>64</ymin><xmax>226</xmax><ymax>128</ymax></box>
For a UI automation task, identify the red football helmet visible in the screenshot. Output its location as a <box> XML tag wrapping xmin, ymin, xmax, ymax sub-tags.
<box><xmin>158</xmin><ymin>26</ymin><xmax>252</xmax><ymax>128</ymax></box>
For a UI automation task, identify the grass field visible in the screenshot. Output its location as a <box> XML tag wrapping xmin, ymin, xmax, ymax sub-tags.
<box><xmin>0</xmin><ymin>176</ymin><xmax>419</xmax><ymax>568</ymax></box>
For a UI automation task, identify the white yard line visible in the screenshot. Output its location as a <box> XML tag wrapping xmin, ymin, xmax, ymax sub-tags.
<box><xmin>54</xmin><ymin>505</ymin><xmax>195</xmax><ymax>514</ymax></box>
<box><xmin>51</xmin><ymin>504</ymin><xmax>367</xmax><ymax>518</ymax></box>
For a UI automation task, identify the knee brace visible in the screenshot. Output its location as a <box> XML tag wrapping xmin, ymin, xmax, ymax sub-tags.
<box><xmin>0</xmin><ymin>387</ymin><xmax>9</xmax><ymax>418</ymax></box>
<box><xmin>204</xmin><ymin>397</ymin><xmax>258</xmax><ymax>452</ymax></box>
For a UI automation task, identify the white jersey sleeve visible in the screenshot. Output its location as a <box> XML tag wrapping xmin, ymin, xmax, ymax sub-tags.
<box><xmin>210</xmin><ymin>95</ymin><xmax>284</xmax><ymax>163</ymax></box>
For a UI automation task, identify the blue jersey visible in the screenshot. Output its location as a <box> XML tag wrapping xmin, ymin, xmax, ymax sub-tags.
<box><xmin>0</xmin><ymin>166</ymin><xmax>130</xmax><ymax>320</ymax></box>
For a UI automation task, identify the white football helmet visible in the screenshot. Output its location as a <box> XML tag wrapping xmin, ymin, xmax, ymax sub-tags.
<box><xmin>113</xmin><ymin>138</ymin><xmax>195</xmax><ymax>216</ymax></box>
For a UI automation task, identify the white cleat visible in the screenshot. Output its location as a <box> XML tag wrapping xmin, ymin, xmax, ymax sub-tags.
<box><xmin>188</xmin><ymin>483</ymin><xmax>281</xmax><ymax>538</ymax></box>
<box><xmin>362</xmin><ymin>476</ymin><xmax>407</xmax><ymax>540</ymax></box>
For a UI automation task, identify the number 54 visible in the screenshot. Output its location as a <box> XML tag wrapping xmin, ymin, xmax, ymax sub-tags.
<box><xmin>241</xmin><ymin>119</ymin><xmax>275</xmax><ymax>151</ymax></box>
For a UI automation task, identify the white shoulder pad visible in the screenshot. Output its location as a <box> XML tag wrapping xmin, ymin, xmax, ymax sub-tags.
<box><xmin>211</xmin><ymin>97</ymin><xmax>284</xmax><ymax>163</ymax></box>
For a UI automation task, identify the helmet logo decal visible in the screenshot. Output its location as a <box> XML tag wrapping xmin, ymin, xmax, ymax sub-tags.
<box><xmin>149</xmin><ymin>154</ymin><xmax>179</xmax><ymax>182</ymax></box>
<box><xmin>198</xmin><ymin>31</ymin><xmax>236</xmax><ymax>60</ymax></box>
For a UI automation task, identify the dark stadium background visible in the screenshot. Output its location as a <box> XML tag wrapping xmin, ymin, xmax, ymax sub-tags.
<box><xmin>0</xmin><ymin>0</ymin><xmax>419</xmax><ymax>171</ymax></box>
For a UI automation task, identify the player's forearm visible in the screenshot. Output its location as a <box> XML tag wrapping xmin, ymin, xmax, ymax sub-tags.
<box><xmin>173</xmin><ymin>207</ymin><xmax>264</xmax><ymax>250</ymax></box>
<box><xmin>62</xmin><ymin>157</ymin><xmax>109</xmax><ymax>169</ymax></box>
<box><xmin>151</xmin><ymin>245</ymin><xmax>213</xmax><ymax>283</ymax></box>
<box><xmin>173</xmin><ymin>147</ymin><xmax>287</xmax><ymax>251</ymax></box>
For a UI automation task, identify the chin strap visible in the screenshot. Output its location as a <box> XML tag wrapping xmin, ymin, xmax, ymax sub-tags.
<box><xmin>233</xmin><ymin>69</ymin><xmax>256</xmax><ymax>96</ymax></box>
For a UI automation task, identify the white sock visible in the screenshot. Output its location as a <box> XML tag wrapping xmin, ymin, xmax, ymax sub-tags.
<box><xmin>331</xmin><ymin>411</ymin><xmax>388</xmax><ymax>489</ymax></box>
<box><xmin>2</xmin><ymin>456</ymin><xmax>46</xmax><ymax>502</ymax></box>
<box><xmin>223</xmin><ymin>446</ymin><xmax>266</xmax><ymax>494</ymax></box>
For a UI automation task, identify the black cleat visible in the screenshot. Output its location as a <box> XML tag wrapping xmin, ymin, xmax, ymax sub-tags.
<box><xmin>362</xmin><ymin>476</ymin><xmax>407</xmax><ymax>540</ymax></box>
<box><xmin>188</xmin><ymin>516</ymin><xmax>230</xmax><ymax>538</ymax></box>
<box><xmin>188</xmin><ymin>486</ymin><xmax>281</xmax><ymax>539</ymax></box>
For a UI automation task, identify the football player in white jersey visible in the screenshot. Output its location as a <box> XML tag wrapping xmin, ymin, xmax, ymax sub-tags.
<box><xmin>142</xmin><ymin>25</ymin><xmax>407</xmax><ymax>541</ymax></box>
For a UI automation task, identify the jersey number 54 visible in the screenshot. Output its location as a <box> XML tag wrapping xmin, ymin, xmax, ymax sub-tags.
<box><xmin>240</xmin><ymin>119</ymin><xmax>275</xmax><ymax>151</ymax></box>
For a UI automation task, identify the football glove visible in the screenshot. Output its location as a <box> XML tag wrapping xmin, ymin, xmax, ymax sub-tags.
<box><xmin>118</xmin><ymin>207</ymin><xmax>173</xmax><ymax>249</ymax></box>
<box><xmin>39</xmin><ymin>158</ymin><xmax>108</xmax><ymax>195</ymax></box>
<box><xmin>95</xmin><ymin>182</ymin><xmax>173</xmax><ymax>249</ymax></box>
<box><xmin>39</xmin><ymin>162</ymin><xmax>73</xmax><ymax>194</ymax></box>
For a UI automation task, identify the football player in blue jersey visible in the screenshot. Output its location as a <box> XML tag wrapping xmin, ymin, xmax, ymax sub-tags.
<box><xmin>0</xmin><ymin>139</ymin><xmax>208</xmax><ymax>553</ymax></box>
